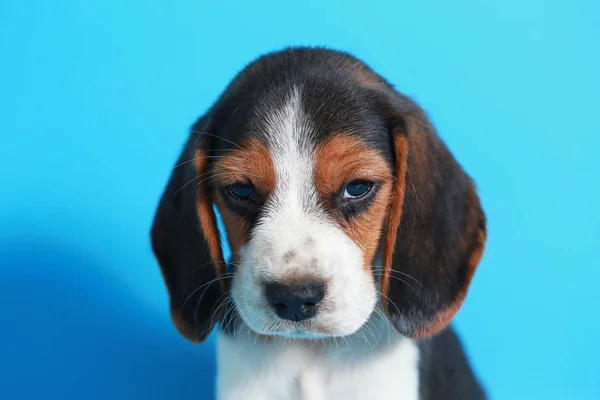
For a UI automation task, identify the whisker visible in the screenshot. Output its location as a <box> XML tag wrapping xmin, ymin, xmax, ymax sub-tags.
<box><xmin>341</xmin><ymin>334</ymin><xmax>351</xmax><ymax>351</ymax></box>
<box><xmin>173</xmin><ymin>155</ymin><xmax>230</xmax><ymax>170</ymax></box>
<box><xmin>232</xmin><ymin>311</ymin><xmax>243</xmax><ymax>337</ymax></box>
<box><xmin>208</xmin><ymin>293</ymin><xmax>232</xmax><ymax>328</ymax></box>
<box><xmin>355</xmin><ymin>329</ymin><xmax>368</xmax><ymax>347</ymax></box>
<box><xmin>373</xmin><ymin>273</ymin><xmax>418</xmax><ymax>293</ymax></box>
<box><xmin>225</xmin><ymin>301</ymin><xmax>247</xmax><ymax>337</ymax></box>
<box><xmin>373</xmin><ymin>306</ymin><xmax>395</xmax><ymax>344</ymax></box>
<box><xmin>172</xmin><ymin>175</ymin><xmax>201</xmax><ymax>196</ymax></box>
<box><xmin>360</xmin><ymin>320</ymin><xmax>376</xmax><ymax>348</ymax></box>
<box><xmin>191</xmin><ymin>131</ymin><xmax>248</xmax><ymax>153</ymax></box>
<box><xmin>223</xmin><ymin>301</ymin><xmax>240</xmax><ymax>333</ymax></box>
<box><xmin>181</xmin><ymin>273</ymin><xmax>234</xmax><ymax>311</ymax></box>
<box><xmin>374</xmin><ymin>268</ymin><xmax>424</xmax><ymax>288</ymax></box>
<box><xmin>193</xmin><ymin>172</ymin><xmax>238</xmax><ymax>188</ymax></box>
<box><xmin>377</xmin><ymin>290</ymin><xmax>403</xmax><ymax>319</ymax></box>
<box><xmin>172</xmin><ymin>167</ymin><xmax>240</xmax><ymax>196</ymax></box>
<box><xmin>254</xmin><ymin>321</ymin><xmax>268</xmax><ymax>345</ymax></box>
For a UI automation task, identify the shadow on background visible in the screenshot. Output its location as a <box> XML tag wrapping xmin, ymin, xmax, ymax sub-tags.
<box><xmin>0</xmin><ymin>235</ymin><xmax>216</xmax><ymax>400</ymax></box>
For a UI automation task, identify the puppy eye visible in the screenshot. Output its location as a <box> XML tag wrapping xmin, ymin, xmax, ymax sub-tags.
<box><xmin>227</xmin><ymin>183</ymin><xmax>255</xmax><ymax>200</ymax></box>
<box><xmin>343</xmin><ymin>181</ymin><xmax>373</xmax><ymax>199</ymax></box>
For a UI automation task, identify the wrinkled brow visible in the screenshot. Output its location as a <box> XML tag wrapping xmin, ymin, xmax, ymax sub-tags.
<box><xmin>210</xmin><ymin>138</ymin><xmax>276</xmax><ymax>196</ymax></box>
<box><xmin>314</xmin><ymin>134</ymin><xmax>393</xmax><ymax>197</ymax></box>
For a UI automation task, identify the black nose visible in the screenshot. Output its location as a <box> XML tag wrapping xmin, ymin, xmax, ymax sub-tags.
<box><xmin>265</xmin><ymin>282</ymin><xmax>326</xmax><ymax>322</ymax></box>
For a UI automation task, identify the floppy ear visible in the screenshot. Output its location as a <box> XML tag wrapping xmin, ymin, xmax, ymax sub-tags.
<box><xmin>150</xmin><ymin>115</ymin><xmax>226</xmax><ymax>342</ymax></box>
<box><xmin>379</xmin><ymin>91</ymin><xmax>487</xmax><ymax>339</ymax></box>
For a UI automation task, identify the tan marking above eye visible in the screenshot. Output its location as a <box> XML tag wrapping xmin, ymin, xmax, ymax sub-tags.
<box><xmin>211</xmin><ymin>138</ymin><xmax>276</xmax><ymax>258</ymax></box>
<box><xmin>314</xmin><ymin>135</ymin><xmax>393</xmax><ymax>197</ymax></box>
<box><xmin>212</xmin><ymin>137</ymin><xmax>276</xmax><ymax>196</ymax></box>
<box><xmin>314</xmin><ymin>134</ymin><xmax>394</xmax><ymax>267</ymax></box>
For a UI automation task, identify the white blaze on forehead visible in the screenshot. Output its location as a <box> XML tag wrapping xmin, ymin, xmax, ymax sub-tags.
<box><xmin>259</xmin><ymin>87</ymin><xmax>324</xmax><ymax>243</ymax></box>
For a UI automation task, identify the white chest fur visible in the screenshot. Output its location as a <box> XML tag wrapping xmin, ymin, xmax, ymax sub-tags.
<box><xmin>216</xmin><ymin>324</ymin><xmax>420</xmax><ymax>400</ymax></box>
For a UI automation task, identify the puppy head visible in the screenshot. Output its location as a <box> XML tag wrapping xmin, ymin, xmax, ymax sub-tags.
<box><xmin>151</xmin><ymin>48</ymin><xmax>486</xmax><ymax>342</ymax></box>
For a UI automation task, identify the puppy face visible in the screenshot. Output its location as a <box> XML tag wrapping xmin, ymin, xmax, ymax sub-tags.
<box><xmin>151</xmin><ymin>48</ymin><xmax>486</xmax><ymax>342</ymax></box>
<box><xmin>210</xmin><ymin>90</ymin><xmax>394</xmax><ymax>338</ymax></box>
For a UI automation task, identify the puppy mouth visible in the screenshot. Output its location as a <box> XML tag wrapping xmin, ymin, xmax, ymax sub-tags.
<box><xmin>272</xmin><ymin>329</ymin><xmax>331</xmax><ymax>340</ymax></box>
<box><xmin>255</xmin><ymin>322</ymin><xmax>336</xmax><ymax>339</ymax></box>
<box><xmin>234</xmin><ymin>306</ymin><xmax>359</xmax><ymax>339</ymax></box>
<box><xmin>230</xmin><ymin>298</ymin><xmax>340</xmax><ymax>338</ymax></box>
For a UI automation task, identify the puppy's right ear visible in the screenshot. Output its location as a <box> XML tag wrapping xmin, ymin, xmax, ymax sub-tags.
<box><xmin>377</xmin><ymin>91</ymin><xmax>487</xmax><ymax>340</ymax></box>
<box><xmin>150</xmin><ymin>115</ymin><xmax>225</xmax><ymax>342</ymax></box>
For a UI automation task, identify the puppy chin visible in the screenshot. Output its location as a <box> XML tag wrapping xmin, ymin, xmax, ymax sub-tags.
<box><xmin>253</xmin><ymin>322</ymin><xmax>364</xmax><ymax>340</ymax></box>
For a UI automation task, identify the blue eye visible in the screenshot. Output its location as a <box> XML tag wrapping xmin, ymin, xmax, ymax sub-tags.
<box><xmin>343</xmin><ymin>181</ymin><xmax>373</xmax><ymax>199</ymax></box>
<box><xmin>228</xmin><ymin>183</ymin><xmax>254</xmax><ymax>200</ymax></box>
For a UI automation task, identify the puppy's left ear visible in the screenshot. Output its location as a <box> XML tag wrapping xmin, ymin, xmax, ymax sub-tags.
<box><xmin>379</xmin><ymin>90</ymin><xmax>487</xmax><ymax>339</ymax></box>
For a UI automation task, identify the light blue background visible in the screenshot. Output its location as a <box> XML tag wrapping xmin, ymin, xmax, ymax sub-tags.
<box><xmin>1</xmin><ymin>1</ymin><xmax>599</xmax><ymax>399</ymax></box>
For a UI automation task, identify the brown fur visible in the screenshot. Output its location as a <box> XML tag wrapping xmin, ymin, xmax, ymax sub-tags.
<box><xmin>381</xmin><ymin>135</ymin><xmax>409</xmax><ymax>297</ymax></box>
<box><xmin>214</xmin><ymin>193</ymin><xmax>248</xmax><ymax>262</ymax></box>
<box><xmin>212</xmin><ymin>138</ymin><xmax>277</xmax><ymax>257</ymax></box>
<box><xmin>194</xmin><ymin>150</ymin><xmax>226</xmax><ymax>281</ymax></box>
<box><xmin>413</xmin><ymin>207</ymin><xmax>487</xmax><ymax>338</ymax></box>
<box><xmin>212</xmin><ymin>138</ymin><xmax>276</xmax><ymax>195</ymax></box>
<box><xmin>315</xmin><ymin>135</ymin><xmax>393</xmax><ymax>266</ymax></box>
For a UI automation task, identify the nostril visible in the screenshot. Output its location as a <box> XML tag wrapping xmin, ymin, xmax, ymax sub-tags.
<box><xmin>273</xmin><ymin>302</ymin><xmax>288</xmax><ymax>311</ymax></box>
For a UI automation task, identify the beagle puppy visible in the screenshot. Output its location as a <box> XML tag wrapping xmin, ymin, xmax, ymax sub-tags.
<box><xmin>151</xmin><ymin>47</ymin><xmax>487</xmax><ymax>400</ymax></box>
